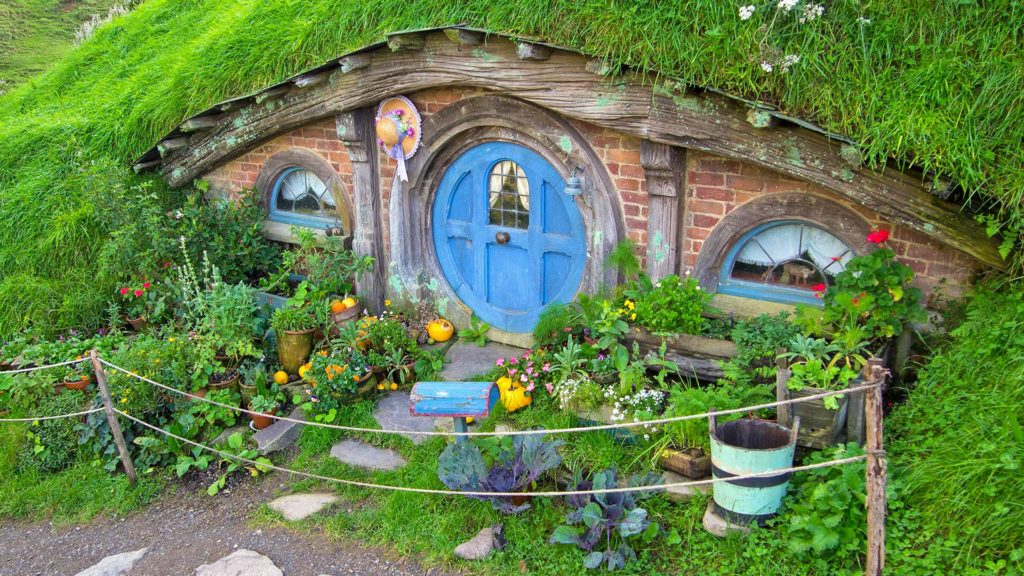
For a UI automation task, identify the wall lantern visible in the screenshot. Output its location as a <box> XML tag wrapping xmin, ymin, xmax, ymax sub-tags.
<box><xmin>564</xmin><ymin>165</ymin><xmax>585</xmax><ymax>197</ymax></box>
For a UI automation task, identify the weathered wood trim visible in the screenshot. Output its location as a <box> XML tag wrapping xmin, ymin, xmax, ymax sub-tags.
<box><xmin>254</xmin><ymin>86</ymin><xmax>290</xmax><ymax>103</ymax></box>
<box><xmin>640</xmin><ymin>140</ymin><xmax>681</xmax><ymax>280</ymax></box>
<box><xmin>516</xmin><ymin>42</ymin><xmax>552</xmax><ymax>61</ymax></box>
<box><xmin>387</xmin><ymin>32</ymin><xmax>426</xmax><ymax>52</ymax></box>
<box><xmin>293</xmin><ymin>71</ymin><xmax>330</xmax><ymax>88</ymax></box>
<box><xmin>337</xmin><ymin>53</ymin><xmax>371</xmax><ymax>74</ymax></box>
<box><xmin>156</xmin><ymin>32</ymin><xmax>1000</xmax><ymax>266</ymax></box>
<box><xmin>335</xmin><ymin>108</ymin><xmax>386</xmax><ymax>313</ymax></box>
<box><xmin>179</xmin><ymin>115</ymin><xmax>222</xmax><ymax>132</ymax></box>
<box><xmin>693</xmin><ymin>192</ymin><xmax>873</xmax><ymax>291</ymax></box>
<box><xmin>252</xmin><ymin>148</ymin><xmax>353</xmax><ymax>237</ymax></box>
<box><xmin>157</xmin><ymin>137</ymin><xmax>189</xmax><ymax>156</ymax></box>
<box><xmin>745</xmin><ymin>108</ymin><xmax>777</xmax><ymax>129</ymax></box>
<box><xmin>132</xmin><ymin>159</ymin><xmax>161</xmax><ymax>173</ymax></box>
<box><xmin>443</xmin><ymin>28</ymin><xmax>485</xmax><ymax>46</ymax></box>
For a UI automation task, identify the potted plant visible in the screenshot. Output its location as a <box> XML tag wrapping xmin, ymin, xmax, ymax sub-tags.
<box><xmin>272</xmin><ymin>303</ymin><xmax>318</xmax><ymax>375</ymax></box>
<box><xmin>298</xmin><ymin>347</ymin><xmax>374</xmax><ymax>422</ymax></box>
<box><xmin>363</xmin><ymin>318</ymin><xmax>417</xmax><ymax>375</ymax></box>
<box><xmin>249</xmin><ymin>394</ymin><xmax>279</xmax><ymax>430</ymax></box>
<box><xmin>116</xmin><ymin>279</ymin><xmax>161</xmax><ymax>332</ymax></box>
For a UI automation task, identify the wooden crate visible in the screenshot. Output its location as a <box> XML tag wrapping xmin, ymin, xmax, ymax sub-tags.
<box><xmin>624</xmin><ymin>326</ymin><xmax>737</xmax><ymax>382</ymax></box>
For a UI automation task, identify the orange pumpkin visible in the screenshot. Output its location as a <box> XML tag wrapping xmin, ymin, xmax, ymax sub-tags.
<box><xmin>426</xmin><ymin>319</ymin><xmax>454</xmax><ymax>343</ymax></box>
<box><xmin>329</xmin><ymin>299</ymin><xmax>345</xmax><ymax>314</ymax></box>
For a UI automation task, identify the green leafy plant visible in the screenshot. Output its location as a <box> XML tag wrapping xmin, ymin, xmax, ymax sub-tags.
<box><xmin>629</xmin><ymin>274</ymin><xmax>711</xmax><ymax>335</ymax></box>
<box><xmin>207</xmin><ymin>432</ymin><xmax>272</xmax><ymax>496</ymax></box>
<box><xmin>533</xmin><ymin>302</ymin><xmax>586</xmax><ymax>349</ymax></box>
<box><xmin>550</xmin><ymin>468</ymin><xmax>662</xmax><ymax>571</ymax></box>
<box><xmin>459</xmin><ymin>314</ymin><xmax>490</xmax><ymax>347</ymax></box>
<box><xmin>249</xmin><ymin>394</ymin><xmax>278</xmax><ymax>413</ymax></box>
<box><xmin>174</xmin><ymin>446</ymin><xmax>214</xmax><ymax>478</ymax></box>
<box><xmin>17</xmin><ymin>392</ymin><xmax>86</xmax><ymax>473</ymax></box>
<box><xmin>301</xmin><ymin>347</ymin><xmax>370</xmax><ymax>417</ymax></box>
<box><xmin>271</xmin><ymin>302</ymin><xmax>318</xmax><ymax>333</ymax></box>
<box><xmin>284</xmin><ymin>226</ymin><xmax>374</xmax><ymax>298</ymax></box>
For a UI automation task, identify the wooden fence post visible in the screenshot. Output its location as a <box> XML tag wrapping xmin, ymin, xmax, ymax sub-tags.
<box><xmin>775</xmin><ymin>347</ymin><xmax>791</xmax><ymax>427</ymax></box>
<box><xmin>864</xmin><ymin>358</ymin><xmax>887</xmax><ymax>575</ymax></box>
<box><xmin>90</xmin><ymin>350</ymin><xmax>137</xmax><ymax>485</ymax></box>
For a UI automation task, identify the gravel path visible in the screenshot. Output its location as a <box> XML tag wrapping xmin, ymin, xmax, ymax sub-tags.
<box><xmin>0</xmin><ymin>473</ymin><xmax>454</xmax><ymax>576</ymax></box>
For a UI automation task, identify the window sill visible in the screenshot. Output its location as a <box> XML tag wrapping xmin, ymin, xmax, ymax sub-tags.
<box><xmin>710</xmin><ymin>293</ymin><xmax>796</xmax><ymax>319</ymax></box>
<box><xmin>260</xmin><ymin>220</ymin><xmax>327</xmax><ymax>244</ymax></box>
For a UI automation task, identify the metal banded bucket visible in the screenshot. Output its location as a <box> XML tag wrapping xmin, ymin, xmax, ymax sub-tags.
<box><xmin>709</xmin><ymin>415</ymin><xmax>799</xmax><ymax>526</ymax></box>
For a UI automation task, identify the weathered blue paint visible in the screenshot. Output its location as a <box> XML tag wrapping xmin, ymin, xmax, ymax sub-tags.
<box><xmin>432</xmin><ymin>142</ymin><xmax>586</xmax><ymax>332</ymax></box>
<box><xmin>409</xmin><ymin>381</ymin><xmax>499</xmax><ymax>418</ymax></box>
<box><xmin>709</xmin><ymin>417</ymin><xmax>797</xmax><ymax>526</ymax></box>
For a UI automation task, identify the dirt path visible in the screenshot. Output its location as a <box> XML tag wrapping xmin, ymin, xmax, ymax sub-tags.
<box><xmin>0</xmin><ymin>473</ymin><xmax>454</xmax><ymax>576</ymax></box>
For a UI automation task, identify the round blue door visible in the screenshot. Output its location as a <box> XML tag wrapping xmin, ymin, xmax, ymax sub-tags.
<box><xmin>432</xmin><ymin>142</ymin><xmax>586</xmax><ymax>333</ymax></box>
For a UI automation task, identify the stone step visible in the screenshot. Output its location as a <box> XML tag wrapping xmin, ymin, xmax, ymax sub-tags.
<box><xmin>268</xmin><ymin>492</ymin><xmax>339</xmax><ymax>521</ymax></box>
<box><xmin>253</xmin><ymin>407</ymin><xmax>305</xmax><ymax>454</ymax></box>
<box><xmin>330</xmin><ymin>439</ymin><xmax>406</xmax><ymax>471</ymax></box>
<box><xmin>372</xmin><ymin>391</ymin><xmax>435</xmax><ymax>445</ymax></box>
<box><xmin>662</xmin><ymin>470</ymin><xmax>712</xmax><ymax>503</ymax></box>
<box><xmin>195</xmin><ymin>549</ymin><xmax>282</xmax><ymax>576</ymax></box>
<box><xmin>74</xmin><ymin>548</ymin><xmax>149</xmax><ymax>576</ymax></box>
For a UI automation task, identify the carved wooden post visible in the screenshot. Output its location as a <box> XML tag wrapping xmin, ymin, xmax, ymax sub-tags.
<box><xmin>639</xmin><ymin>141</ymin><xmax>682</xmax><ymax>280</ymax></box>
<box><xmin>89</xmin><ymin>350</ymin><xmax>137</xmax><ymax>485</ymax></box>
<box><xmin>865</xmin><ymin>357</ymin><xmax>887</xmax><ymax>576</ymax></box>
<box><xmin>336</xmin><ymin>108</ymin><xmax>386</xmax><ymax>313</ymax></box>
<box><xmin>775</xmin><ymin>347</ymin><xmax>791</xmax><ymax>427</ymax></box>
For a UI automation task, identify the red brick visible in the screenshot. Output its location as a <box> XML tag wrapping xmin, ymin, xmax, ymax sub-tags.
<box><xmin>688</xmin><ymin>171</ymin><xmax>725</xmax><ymax>186</ymax></box>
<box><xmin>692</xmin><ymin>214</ymin><xmax>719</xmax><ymax>228</ymax></box>
<box><xmin>689</xmin><ymin>199</ymin><xmax>726</xmax><ymax>216</ymax></box>
<box><xmin>726</xmin><ymin>175</ymin><xmax>764</xmax><ymax>192</ymax></box>
<box><xmin>765</xmin><ymin>180</ymin><xmax>805</xmax><ymax>193</ymax></box>
<box><xmin>620</xmin><ymin>164</ymin><xmax>645</xmax><ymax>179</ymax></box>
<box><xmin>624</xmin><ymin>203</ymin><xmax>643</xmax><ymax>217</ymax></box>
<box><xmin>906</xmin><ymin>243</ymin><xmax>942</xmax><ymax>261</ymax></box>
<box><xmin>699</xmin><ymin>158</ymin><xmax>741</xmax><ymax>173</ymax></box>
<box><xmin>605</xmin><ymin>162</ymin><xmax>620</xmax><ymax>176</ymax></box>
<box><xmin>689</xmin><ymin>227</ymin><xmax>711</xmax><ymax>240</ymax></box>
<box><xmin>733</xmin><ymin>191</ymin><xmax>758</xmax><ymax>204</ymax></box>
<box><xmin>619</xmin><ymin>191</ymin><xmax>646</xmax><ymax>205</ymax></box>
<box><xmin>608</xmin><ymin>148</ymin><xmax>641</xmax><ymax>164</ymax></box>
<box><xmin>695</xmin><ymin>186</ymin><xmax>734</xmax><ymax>202</ymax></box>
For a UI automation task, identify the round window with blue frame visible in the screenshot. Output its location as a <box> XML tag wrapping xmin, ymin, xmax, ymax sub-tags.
<box><xmin>717</xmin><ymin>220</ymin><xmax>855</xmax><ymax>306</ymax></box>
<box><xmin>269</xmin><ymin>167</ymin><xmax>343</xmax><ymax>230</ymax></box>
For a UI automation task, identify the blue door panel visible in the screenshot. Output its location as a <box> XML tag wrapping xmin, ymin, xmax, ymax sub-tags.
<box><xmin>432</xmin><ymin>142</ymin><xmax>586</xmax><ymax>333</ymax></box>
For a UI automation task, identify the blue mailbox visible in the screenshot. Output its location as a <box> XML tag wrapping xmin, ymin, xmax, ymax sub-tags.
<box><xmin>410</xmin><ymin>381</ymin><xmax>499</xmax><ymax>443</ymax></box>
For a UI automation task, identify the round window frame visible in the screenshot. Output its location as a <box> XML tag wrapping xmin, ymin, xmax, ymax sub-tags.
<box><xmin>716</xmin><ymin>219</ymin><xmax>854</xmax><ymax>306</ymax></box>
<box><xmin>255</xmin><ymin>148</ymin><xmax>352</xmax><ymax>234</ymax></box>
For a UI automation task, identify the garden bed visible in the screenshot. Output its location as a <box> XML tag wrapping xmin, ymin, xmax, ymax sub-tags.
<box><xmin>624</xmin><ymin>325</ymin><xmax>737</xmax><ymax>381</ymax></box>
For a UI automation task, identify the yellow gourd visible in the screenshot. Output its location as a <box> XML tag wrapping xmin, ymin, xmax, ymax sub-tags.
<box><xmin>273</xmin><ymin>371</ymin><xmax>289</xmax><ymax>385</ymax></box>
<box><xmin>498</xmin><ymin>378</ymin><xmax>532</xmax><ymax>412</ymax></box>
<box><xmin>426</xmin><ymin>319</ymin><xmax>454</xmax><ymax>343</ymax></box>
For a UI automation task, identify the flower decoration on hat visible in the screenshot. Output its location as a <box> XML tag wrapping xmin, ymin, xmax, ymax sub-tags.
<box><xmin>375</xmin><ymin>96</ymin><xmax>422</xmax><ymax>183</ymax></box>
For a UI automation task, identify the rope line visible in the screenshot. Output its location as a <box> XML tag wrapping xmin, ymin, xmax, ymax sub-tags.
<box><xmin>100</xmin><ymin>357</ymin><xmax>880</xmax><ymax>438</ymax></box>
<box><xmin>0</xmin><ymin>357</ymin><xmax>88</xmax><ymax>374</ymax></box>
<box><xmin>116</xmin><ymin>408</ymin><xmax>866</xmax><ymax>498</ymax></box>
<box><xmin>0</xmin><ymin>407</ymin><xmax>105</xmax><ymax>423</ymax></box>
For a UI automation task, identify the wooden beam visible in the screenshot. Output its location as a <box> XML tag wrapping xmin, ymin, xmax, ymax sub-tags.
<box><xmin>337</xmin><ymin>53</ymin><xmax>371</xmax><ymax>74</ymax></box>
<box><xmin>132</xmin><ymin>159</ymin><xmax>161</xmax><ymax>173</ymax></box>
<box><xmin>516</xmin><ymin>42</ymin><xmax>552</xmax><ymax>61</ymax></box>
<box><xmin>157</xmin><ymin>137</ymin><xmax>189</xmax><ymax>157</ymax></box>
<box><xmin>387</xmin><ymin>32</ymin><xmax>426</xmax><ymax>52</ymax></box>
<box><xmin>640</xmin><ymin>140</ymin><xmax>681</xmax><ymax>280</ymax></box>
<box><xmin>443</xmin><ymin>28</ymin><xmax>485</xmax><ymax>46</ymax></box>
<box><xmin>179</xmin><ymin>115</ymin><xmax>222</xmax><ymax>132</ymax></box>
<box><xmin>746</xmin><ymin>108</ymin><xmax>777</xmax><ymax>129</ymax></box>
<box><xmin>254</xmin><ymin>86</ymin><xmax>290</xmax><ymax>103</ymax></box>
<box><xmin>292</xmin><ymin>71</ymin><xmax>330</xmax><ymax>88</ymax></box>
<box><xmin>156</xmin><ymin>32</ymin><xmax>1001</xmax><ymax>266</ymax></box>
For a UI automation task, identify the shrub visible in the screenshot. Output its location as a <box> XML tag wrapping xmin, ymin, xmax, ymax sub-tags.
<box><xmin>17</xmin><ymin>391</ymin><xmax>87</xmax><ymax>473</ymax></box>
<box><xmin>629</xmin><ymin>274</ymin><xmax>711</xmax><ymax>335</ymax></box>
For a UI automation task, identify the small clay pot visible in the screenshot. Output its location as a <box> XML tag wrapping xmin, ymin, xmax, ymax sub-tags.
<box><xmin>62</xmin><ymin>375</ymin><xmax>90</xmax><ymax>392</ymax></box>
<box><xmin>125</xmin><ymin>316</ymin><xmax>148</xmax><ymax>332</ymax></box>
<box><xmin>208</xmin><ymin>370</ymin><xmax>240</xmax><ymax>394</ymax></box>
<box><xmin>250</xmin><ymin>406</ymin><xmax>279</xmax><ymax>430</ymax></box>
<box><xmin>192</xmin><ymin>387</ymin><xmax>209</xmax><ymax>399</ymax></box>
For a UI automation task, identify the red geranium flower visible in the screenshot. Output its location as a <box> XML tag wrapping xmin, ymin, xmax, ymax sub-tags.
<box><xmin>812</xmin><ymin>283</ymin><xmax>827</xmax><ymax>292</ymax></box>
<box><xmin>119</xmin><ymin>287</ymin><xmax>129</xmax><ymax>295</ymax></box>
<box><xmin>142</xmin><ymin>282</ymin><xmax>151</xmax><ymax>289</ymax></box>
<box><xmin>134</xmin><ymin>289</ymin><xmax>144</xmax><ymax>297</ymax></box>
<box><xmin>866</xmin><ymin>229</ymin><xmax>890</xmax><ymax>244</ymax></box>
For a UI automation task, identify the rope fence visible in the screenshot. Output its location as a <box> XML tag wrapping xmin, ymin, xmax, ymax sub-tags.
<box><xmin>0</xmin><ymin>349</ymin><xmax>889</xmax><ymax>574</ymax></box>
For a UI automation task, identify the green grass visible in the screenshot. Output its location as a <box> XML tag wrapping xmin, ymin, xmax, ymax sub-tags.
<box><xmin>0</xmin><ymin>422</ymin><xmax>165</xmax><ymax>524</ymax></box>
<box><xmin>0</xmin><ymin>0</ymin><xmax>122</xmax><ymax>90</ymax></box>
<box><xmin>0</xmin><ymin>0</ymin><xmax>1023</xmax><ymax>337</ymax></box>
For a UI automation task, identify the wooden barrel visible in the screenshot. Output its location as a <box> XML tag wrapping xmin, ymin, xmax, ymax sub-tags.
<box><xmin>708</xmin><ymin>416</ymin><xmax>799</xmax><ymax>526</ymax></box>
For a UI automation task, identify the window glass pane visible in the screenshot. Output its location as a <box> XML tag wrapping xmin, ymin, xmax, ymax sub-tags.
<box><xmin>273</xmin><ymin>169</ymin><xmax>340</xmax><ymax>222</ymax></box>
<box><xmin>487</xmin><ymin>160</ymin><xmax>529</xmax><ymax>229</ymax></box>
<box><xmin>728</xmin><ymin>223</ymin><xmax>852</xmax><ymax>292</ymax></box>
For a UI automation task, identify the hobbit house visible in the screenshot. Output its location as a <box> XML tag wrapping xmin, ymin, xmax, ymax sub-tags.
<box><xmin>135</xmin><ymin>27</ymin><xmax>999</xmax><ymax>344</ymax></box>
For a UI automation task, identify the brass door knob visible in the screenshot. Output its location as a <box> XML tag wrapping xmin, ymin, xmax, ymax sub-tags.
<box><xmin>495</xmin><ymin>231</ymin><xmax>510</xmax><ymax>244</ymax></box>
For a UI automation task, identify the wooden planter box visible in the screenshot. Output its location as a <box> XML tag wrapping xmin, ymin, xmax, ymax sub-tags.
<box><xmin>624</xmin><ymin>326</ymin><xmax>737</xmax><ymax>381</ymax></box>
<box><xmin>776</xmin><ymin>372</ymin><xmax>867</xmax><ymax>449</ymax></box>
<box><xmin>659</xmin><ymin>447</ymin><xmax>711</xmax><ymax>479</ymax></box>
<box><xmin>255</xmin><ymin>291</ymin><xmax>288</xmax><ymax>311</ymax></box>
<box><xmin>571</xmin><ymin>404</ymin><xmax>638</xmax><ymax>444</ymax></box>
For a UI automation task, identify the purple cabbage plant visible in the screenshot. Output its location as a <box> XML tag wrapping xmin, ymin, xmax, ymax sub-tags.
<box><xmin>437</xmin><ymin>433</ymin><xmax>563</xmax><ymax>514</ymax></box>
<box><xmin>550</xmin><ymin>468</ymin><xmax>663</xmax><ymax>570</ymax></box>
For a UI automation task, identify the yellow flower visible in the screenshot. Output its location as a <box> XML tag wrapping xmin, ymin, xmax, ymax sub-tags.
<box><xmin>630</xmin><ymin>313</ymin><xmax>637</xmax><ymax>321</ymax></box>
<box><xmin>168</xmin><ymin>337</ymin><xmax>175</xmax><ymax>342</ymax></box>
<box><xmin>626</xmin><ymin>300</ymin><xmax>635</xmax><ymax>310</ymax></box>
<box><xmin>384</xmin><ymin>299</ymin><xmax>392</xmax><ymax>306</ymax></box>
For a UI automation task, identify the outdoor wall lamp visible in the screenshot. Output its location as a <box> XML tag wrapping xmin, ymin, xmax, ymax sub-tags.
<box><xmin>564</xmin><ymin>165</ymin><xmax>586</xmax><ymax>198</ymax></box>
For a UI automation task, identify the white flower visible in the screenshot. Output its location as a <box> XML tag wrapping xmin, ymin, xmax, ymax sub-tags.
<box><xmin>777</xmin><ymin>0</ymin><xmax>798</xmax><ymax>12</ymax></box>
<box><xmin>739</xmin><ymin>5</ymin><xmax>756</xmax><ymax>20</ymax></box>
<box><xmin>644</xmin><ymin>434</ymin><xmax>651</xmax><ymax>441</ymax></box>
<box><xmin>761</xmin><ymin>61</ymin><xmax>774</xmax><ymax>73</ymax></box>
<box><xmin>799</xmin><ymin>3</ymin><xmax>824</xmax><ymax>23</ymax></box>
<box><xmin>857</xmin><ymin>16</ymin><xmax>871</xmax><ymax>25</ymax></box>
<box><xmin>780</xmin><ymin>54</ymin><xmax>801</xmax><ymax>71</ymax></box>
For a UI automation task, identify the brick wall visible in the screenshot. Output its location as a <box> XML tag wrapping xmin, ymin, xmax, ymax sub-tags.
<box><xmin>680</xmin><ymin>151</ymin><xmax>978</xmax><ymax>302</ymax></box>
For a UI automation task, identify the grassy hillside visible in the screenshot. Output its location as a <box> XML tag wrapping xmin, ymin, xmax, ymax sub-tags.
<box><xmin>0</xmin><ymin>0</ymin><xmax>1022</xmax><ymax>336</ymax></box>
<box><xmin>0</xmin><ymin>0</ymin><xmax>122</xmax><ymax>91</ymax></box>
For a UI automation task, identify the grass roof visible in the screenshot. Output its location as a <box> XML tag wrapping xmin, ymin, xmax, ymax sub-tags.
<box><xmin>0</xmin><ymin>0</ymin><xmax>1022</xmax><ymax>336</ymax></box>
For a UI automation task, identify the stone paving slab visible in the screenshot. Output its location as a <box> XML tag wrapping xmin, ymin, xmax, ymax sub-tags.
<box><xmin>662</xmin><ymin>470</ymin><xmax>712</xmax><ymax>503</ymax></box>
<box><xmin>254</xmin><ymin>407</ymin><xmax>305</xmax><ymax>454</ymax></box>
<box><xmin>73</xmin><ymin>548</ymin><xmax>148</xmax><ymax>576</ymax></box>
<box><xmin>268</xmin><ymin>492</ymin><xmax>339</xmax><ymax>521</ymax></box>
<box><xmin>194</xmin><ymin>549</ymin><xmax>283</xmax><ymax>576</ymax></box>
<box><xmin>373</xmin><ymin>391</ymin><xmax>435</xmax><ymax>444</ymax></box>
<box><xmin>330</xmin><ymin>439</ymin><xmax>407</xmax><ymax>470</ymax></box>
<box><xmin>439</xmin><ymin>342</ymin><xmax>526</xmax><ymax>381</ymax></box>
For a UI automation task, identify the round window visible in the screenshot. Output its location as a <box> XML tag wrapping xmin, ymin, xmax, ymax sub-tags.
<box><xmin>269</xmin><ymin>167</ymin><xmax>341</xmax><ymax>229</ymax></box>
<box><xmin>717</xmin><ymin>221</ymin><xmax>854</xmax><ymax>305</ymax></box>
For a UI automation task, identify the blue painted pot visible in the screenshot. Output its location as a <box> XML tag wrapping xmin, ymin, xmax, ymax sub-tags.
<box><xmin>709</xmin><ymin>416</ymin><xmax>799</xmax><ymax>526</ymax></box>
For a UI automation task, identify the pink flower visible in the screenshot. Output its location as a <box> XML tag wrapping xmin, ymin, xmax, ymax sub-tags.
<box><xmin>509</xmin><ymin>357</ymin><xmax>518</xmax><ymax>365</ymax></box>
<box><xmin>142</xmin><ymin>282</ymin><xmax>151</xmax><ymax>289</ymax></box>
<box><xmin>542</xmin><ymin>363</ymin><xmax>551</xmax><ymax>372</ymax></box>
<box><xmin>866</xmin><ymin>229</ymin><xmax>890</xmax><ymax>244</ymax></box>
<box><xmin>525</xmin><ymin>382</ymin><xmax>535</xmax><ymax>392</ymax></box>
<box><xmin>120</xmin><ymin>287</ymin><xmax>129</xmax><ymax>295</ymax></box>
<box><xmin>134</xmin><ymin>289</ymin><xmax>143</xmax><ymax>297</ymax></box>
<box><xmin>520</xmin><ymin>374</ymin><xmax>528</xmax><ymax>383</ymax></box>
<box><xmin>509</xmin><ymin>368</ymin><xmax>517</xmax><ymax>376</ymax></box>
<box><xmin>545</xmin><ymin>383</ymin><xmax>554</xmax><ymax>394</ymax></box>
<box><xmin>496</xmin><ymin>358</ymin><xmax>504</xmax><ymax>367</ymax></box>
<box><xmin>812</xmin><ymin>283</ymin><xmax>827</xmax><ymax>292</ymax></box>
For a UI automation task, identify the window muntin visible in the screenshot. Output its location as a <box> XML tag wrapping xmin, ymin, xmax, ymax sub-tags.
<box><xmin>718</xmin><ymin>221</ymin><xmax>854</xmax><ymax>305</ymax></box>
<box><xmin>269</xmin><ymin>167</ymin><xmax>341</xmax><ymax>229</ymax></box>
<box><xmin>487</xmin><ymin>160</ymin><xmax>530</xmax><ymax>229</ymax></box>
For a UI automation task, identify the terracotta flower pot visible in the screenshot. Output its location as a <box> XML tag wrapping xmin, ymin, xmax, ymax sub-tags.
<box><xmin>208</xmin><ymin>370</ymin><xmax>240</xmax><ymax>394</ymax></box>
<box><xmin>125</xmin><ymin>315</ymin><xmax>148</xmax><ymax>332</ymax></box>
<box><xmin>250</xmin><ymin>406</ymin><xmax>279</xmax><ymax>430</ymax></box>
<box><xmin>62</xmin><ymin>375</ymin><xmax>91</xmax><ymax>392</ymax></box>
<box><xmin>277</xmin><ymin>328</ymin><xmax>315</xmax><ymax>374</ymax></box>
<box><xmin>192</xmin><ymin>387</ymin><xmax>209</xmax><ymax>399</ymax></box>
<box><xmin>331</xmin><ymin>300</ymin><xmax>363</xmax><ymax>326</ymax></box>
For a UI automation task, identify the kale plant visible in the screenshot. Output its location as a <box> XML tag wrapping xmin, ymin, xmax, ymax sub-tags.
<box><xmin>437</xmin><ymin>433</ymin><xmax>563</xmax><ymax>514</ymax></box>
<box><xmin>550</xmin><ymin>468</ymin><xmax>663</xmax><ymax>570</ymax></box>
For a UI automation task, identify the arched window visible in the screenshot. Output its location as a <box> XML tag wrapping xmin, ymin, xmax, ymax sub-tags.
<box><xmin>717</xmin><ymin>221</ymin><xmax>854</xmax><ymax>305</ymax></box>
<box><xmin>487</xmin><ymin>160</ymin><xmax>531</xmax><ymax>229</ymax></box>
<box><xmin>269</xmin><ymin>167</ymin><xmax>342</xmax><ymax>229</ymax></box>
